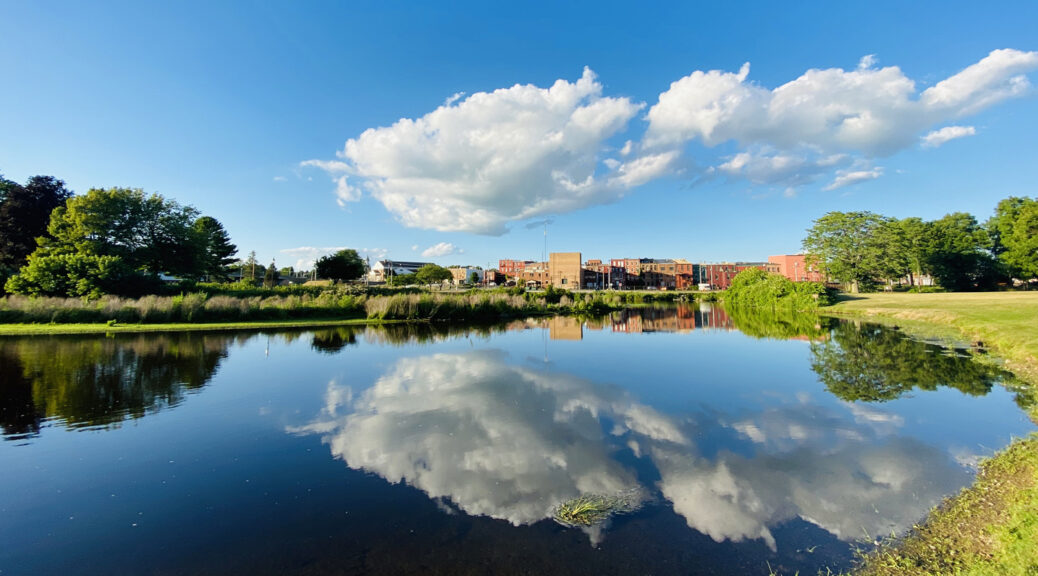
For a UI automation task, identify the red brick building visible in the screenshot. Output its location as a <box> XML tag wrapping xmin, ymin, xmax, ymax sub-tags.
<box><xmin>499</xmin><ymin>259</ymin><xmax>535</xmax><ymax>280</ymax></box>
<box><xmin>693</xmin><ymin>262</ymin><xmax>771</xmax><ymax>290</ymax></box>
<box><xmin>767</xmin><ymin>254</ymin><xmax>824</xmax><ymax>282</ymax></box>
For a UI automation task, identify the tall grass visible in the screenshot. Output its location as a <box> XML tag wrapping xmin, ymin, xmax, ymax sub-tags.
<box><xmin>0</xmin><ymin>289</ymin><xmax>634</xmax><ymax>325</ymax></box>
<box><xmin>0</xmin><ymin>292</ymin><xmax>366</xmax><ymax>324</ymax></box>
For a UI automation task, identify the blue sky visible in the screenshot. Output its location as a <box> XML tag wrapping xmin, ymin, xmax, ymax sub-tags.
<box><xmin>2</xmin><ymin>1</ymin><xmax>1036</xmax><ymax>271</ymax></box>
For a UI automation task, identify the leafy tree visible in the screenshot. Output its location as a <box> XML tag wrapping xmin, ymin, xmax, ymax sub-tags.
<box><xmin>469</xmin><ymin>271</ymin><xmax>480</xmax><ymax>284</ymax></box>
<box><xmin>279</xmin><ymin>266</ymin><xmax>295</xmax><ymax>277</ymax></box>
<box><xmin>5</xmin><ymin>253</ymin><xmax>130</xmax><ymax>298</ymax></box>
<box><xmin>315</xmin><ymin>249</ymin><xmax>365</xmax><ymax>282</ymax></box>
<box><xmin>192</xmin><ymin>216</ymin><xmax>237</xmax><ymax>281</ymax></box>
<box><xmin>987</xmin><ymin>196</ymin><xmax>1038</xmax><ymax>281</ymax></box>
<box><xmin>0</xmin><ymin>175</ymin><xmax>73</xmax><ymax>270</ymax></box>
<box><xmin>895</xmin><ymin>217</ymin><xmax>934</xmax><ymax>287</ymax></box>
<box><xmin>263</xmin><ymin>260</ymin><xmax>280</xmax><ymax>288</ymax></box>
<box><xmin>802</xmin><ymin>211</ymin><xmax>891</xmax><ymax>292</ymax></box>
<box><xmin>388</xmin><ymin>272</ymin><xmax>417</xmax><ymax>286</ymax></box>
<box><xmin>415</xmin><ymin>264</ymin><xmax>452</xmax><ymax>285</ymax></box>
<box><xmin>926</xmin><ymin>212</ymin><xmax>1000</xmax><ymax>291</ymax></box>
<box><xmin>41</xmin><ymin>187</ymin><xmax>200</xmax><ymax>276</ymax></box>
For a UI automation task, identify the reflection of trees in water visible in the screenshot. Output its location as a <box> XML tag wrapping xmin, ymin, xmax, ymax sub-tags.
<box><xmin>726</xmin><ymin>306</ymin><xmax>835</xmax><ymax>340</ymax></box>
<box><xmin>0</xmin><ymin>333</ymin><xmax>233</xmax><ymax>438</ymax></box>
<box><xmin>811</xmin><ymin>322</ymin><xmax>1008</xmax><ymax>403</ymax></box>
<box><xmin>310</xmin><ymin>327</ymin><xmax>361</xmax><ymax>353</ymax></box>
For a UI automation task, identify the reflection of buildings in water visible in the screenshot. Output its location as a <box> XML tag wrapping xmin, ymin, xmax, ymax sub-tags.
<box><xmin>608</xmin><ymin>305</ymin><xmax>733</xmax><ymax>334</ymax></box>
<box><xmin>293</xmin><ymin>350</ymin><xmax>970</xmax><ymax>550</ymax></box>
<box><xmin>548</xmin><ymin>317</ymin><xmax>583</xmax><ymax>341</ymax></box>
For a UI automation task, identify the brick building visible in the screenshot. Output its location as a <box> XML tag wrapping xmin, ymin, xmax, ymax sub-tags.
<box><xmin>692</xmin><ymin>262</ymin><xmax>771</xmax><ymax>290</ymax></box>
<box><xmin>767</xmin><ymin>254</ymin><xmax>824</xmax><ymax>282</ymax></box>
<box><xmin>549</xmin><ymin>252</ymin><xmax>582</xmax><ymax>288</ymax></box>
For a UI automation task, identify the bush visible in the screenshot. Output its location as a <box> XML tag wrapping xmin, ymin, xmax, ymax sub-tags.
<box><xmin>724</xmin><ymin>269</ymin><xmax>834</xmax><ymax>310</ymax></box>
<box><xmin>5</xmin><ymin>253</ymin><xmax>131</xmax><ymax>298</ymax></box>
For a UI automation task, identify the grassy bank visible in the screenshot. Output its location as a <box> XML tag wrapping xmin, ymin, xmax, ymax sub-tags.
<box><xmin>826</xmin><ymin>292</ymin><xmax>1038</xmax><ymax>576</ymax></box>
<box><xmin>0</xmin><ymin>317</ymin><xmax>384</xmax><ymax>335</ymax></box>
<box><xmin>0</xmin><ymin>289</ymin><xmax>629</xmax><ymax>334</ymax></box>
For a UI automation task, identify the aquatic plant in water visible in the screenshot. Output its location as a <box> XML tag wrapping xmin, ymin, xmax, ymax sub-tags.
<box><xmin>551</xmin><ymin>489</ymin><xmax>643</xmax><ymax>527</ymax></box>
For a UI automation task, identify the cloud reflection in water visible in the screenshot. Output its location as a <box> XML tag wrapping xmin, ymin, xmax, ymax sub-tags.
<box><xmin>292</xmin><ymin>350</ymin><xmax>969</xmax><ymax>549</ymax></box>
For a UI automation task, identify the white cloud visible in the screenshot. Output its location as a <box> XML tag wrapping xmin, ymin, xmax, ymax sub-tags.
<box><xmin>718</xmin><ymin>149</ymin><xmax>848</xmax><ymax>187</ymax></box>
<box><xmin>421</xmin><ymin>242</ymin><xmax>459</xmax><ymax>258</ymax></box>
<box><xmin>921</xmin><ymin>125</ymin><xmax>977</xmax><ymax>148</ymax></box>
<box><xmin>824</xmin><ymin>167</ymin><xmax>884</xmax><ymax>191</ymax></box>
<box><xmin>300</xmin><ymin>159</ymin><xmax>351</xmax><ymax>173</ymax></box>
<box><xmin>647</xmin><ymin>49</ymin><xmax>1038</xmax><ymax>187</ymax></box>
<box><xmin>303</xmin><ymin>50</ymin><xmax>1037</xmax><ymax>229</ymax></box>
<box><xmin>273</xmin><ymin>175</ymin><xmax>287</xmax><ymax>182</ymax></box>
<box><xmin>280</xmin><ymin>246</ymin><xmax>385</xmax><ymax>270</ymax></box>
<box><xmin>309</xmin><ymin>68</ymin><xmax>651</xmax><ymax>235</ymax></box>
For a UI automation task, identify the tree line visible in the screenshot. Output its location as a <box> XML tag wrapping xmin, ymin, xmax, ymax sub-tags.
<box><xmin>1</xmin><ymin>174</ymin><xmax>237</xmax><ymax>297</ymax></box>
<box><xmin>803</xmin><ymin>196</ymin><xmax>1037</xmax><ymax>292</ymax></box>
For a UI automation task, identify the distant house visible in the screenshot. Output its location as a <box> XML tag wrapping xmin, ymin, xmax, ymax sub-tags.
<box><xmin>448</xmin><ymin>266</ymin><xmax>484</xmax><ymax>285</ymax></box>
<box><xmin>368</xmin><ymin>260</ymin><xmax>434</xmax><ymax>282</ymax></box>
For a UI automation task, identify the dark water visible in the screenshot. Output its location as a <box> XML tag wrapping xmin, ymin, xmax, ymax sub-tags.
<box><xmin>1</xmin><ymin>306</ymin><xmax>1033</xmax><ymax>575</ymax></box>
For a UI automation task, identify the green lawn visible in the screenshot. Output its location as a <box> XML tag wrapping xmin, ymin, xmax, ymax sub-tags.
<box><xmin>826</xmin><ymin>292</ymin><xmax>1038</xmax><ymax>576</ymax></box>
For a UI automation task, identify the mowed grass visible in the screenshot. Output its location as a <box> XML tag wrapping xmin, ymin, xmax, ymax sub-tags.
<box><xmin>827</xmin><ymin>292</ymin><xmax>1038</xmax><ymax>576</ymax></box>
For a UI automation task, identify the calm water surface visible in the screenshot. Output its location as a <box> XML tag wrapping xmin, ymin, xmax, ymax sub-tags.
<box><xmin>1</xmin><ymin>306</ymin><xmax>1033</xmax><ymax>575</ymax></box>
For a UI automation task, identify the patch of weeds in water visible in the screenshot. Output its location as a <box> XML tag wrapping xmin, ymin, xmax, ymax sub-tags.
<box><xmin>551</xmin><ymin>489</ymin><xmax>643</xmax><ymax>528</ymax></box>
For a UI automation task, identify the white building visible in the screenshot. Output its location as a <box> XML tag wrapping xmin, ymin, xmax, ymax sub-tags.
<box><xmin>368</xmin><ymin>260</ymin><xmax>434</xmax><ymax>282</ymax></box>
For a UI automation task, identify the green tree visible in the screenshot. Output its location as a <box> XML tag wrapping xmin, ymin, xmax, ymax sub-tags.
<box><xmin>895</xmin><ymin>217</ymin><xmax>934</xmax><ymax>287</ymax></box>
<box><xmin>263</xmin><ymin>260</ymin><xmax>280</xmax><ymax>288</ymax></box>
<box><xmin>4</xmin><ymin>252</ymin><xmax>130</xmax><ymax>298</ymax></box>
<box><xmin>192</xmin><ymin>216</ymin><xmax>237</xmax><ymax>281</ymax></box>
<box><xmin>987</xmin><ymin>196</ymin><xmax>1038</xmax><ymax>281</ymax></box>
<box><xmin>315</xmin><ymin>249</ymin><xmax>365</xmax><ymax>283</ymax></box>
<box><xmin>0</xmin><ymin>175</ymin><xmax>73</xmax><ymax>271</ymax></box>
<box><xmin>469</xmin><ymin>271</ymin><xmax>480</xmax><ymax>284</ymax></box>
<box><xmin>41</xmin><ymin>187</ymin><xmax>200</xmax><ymax>276</ymax></box>
<box><xmin>802</xmin><ymin>211</ymin><xmax>891</xmax><ymax>292</ymax></box>
<box><xmin>388</xmin><ymin>272</ymin><xmax>417</xmax><ymax>286</ymax></box>
<box><xmin>927</xmin><ymin>212</ymin><xmax>1000</xmax><ymax>291</ymax></box>
<box><xmin>415</xmin><ymin>264</ymin><xmax>452</xmax><ymax>285</ymax></box>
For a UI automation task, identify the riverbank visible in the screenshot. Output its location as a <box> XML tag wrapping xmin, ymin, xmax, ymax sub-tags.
<box><xmin>825</xmin><ymin>292</ymin><xmax>1038</xmax><ymax>576</ymax></box>
<box><xmin>0</xmin><ymin>317</ymin><xmax>384</xmax><ymax>335</ymax></box>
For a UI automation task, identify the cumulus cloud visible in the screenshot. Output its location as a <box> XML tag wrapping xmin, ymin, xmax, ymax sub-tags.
<box><xmin>304</xmin><ymin>50</ymin><xmax>1036</xmax><ymax>231</ymax></box>
<box><xmin>647</xmin><ymin>48</ymin><xmax>1038</xmax><ymax>187</ymax></box>
<box><xmin>306</xmin><ymin>68</ymin><xmax>660</xmax><ymax>234</ymax></box>
<box><xmin>921</xmin><ymin>125</ymin><xmax>977</xmax><ymax>148</ymax></box>
<box><xmin>421</xmin><ymin>242</ymin><xmax>460</xmax><ymax>258</ymax></box>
